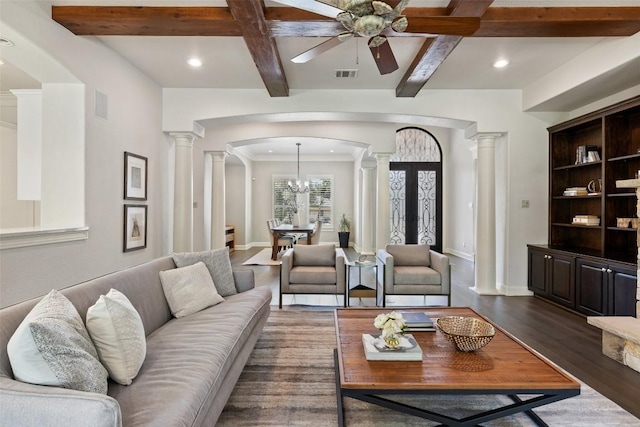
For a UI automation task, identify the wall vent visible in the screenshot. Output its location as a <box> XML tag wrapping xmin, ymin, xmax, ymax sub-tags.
<box><xmin>334</xmin><ymin>69</ymin><xmax>358</xmax><ymax>78</ymax></box>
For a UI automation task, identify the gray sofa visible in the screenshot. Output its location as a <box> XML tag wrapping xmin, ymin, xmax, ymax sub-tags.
<box><xmin>0</xmin><ymin>256</ymin><xmax>272</xmax><ymax>427</ymax></box>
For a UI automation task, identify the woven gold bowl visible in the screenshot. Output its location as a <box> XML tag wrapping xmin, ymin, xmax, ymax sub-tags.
<box><xmin>436</xmin><ymin>316</ymin><xmax>495</xmax><ymax>352</ymax></box>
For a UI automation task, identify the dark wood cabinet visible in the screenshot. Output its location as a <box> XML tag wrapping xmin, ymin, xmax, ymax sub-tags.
<box><xmin>529</xmin><ymin>96</ymin><xmax>639</xmax><ymax>317</ymax></box>
<box><xmin>529</xmin><ymin>245</ymin><xmax>636</xmax><ymax>317</ymax></box>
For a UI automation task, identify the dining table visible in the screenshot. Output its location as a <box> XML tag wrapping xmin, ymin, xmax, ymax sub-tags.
<box><xmin>270</xmin><ymin>223</ymin><xmax>315</xmax><ymax>260</ymax></box>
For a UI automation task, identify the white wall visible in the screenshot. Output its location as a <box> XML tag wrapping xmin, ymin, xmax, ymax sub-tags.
<box><xmin>225</xmin><ymin>164</ymin><xmax>246</xmax><ymax>247</ymax></box>
<box><xmin>0</xmin><ymin>1</ymin><xmax>166</xmax><ymax>307</ymax></box>
<box><xmin>0</xmin><ymin>124</ymin><xmax>39</xmax><ymax>229</ymax></box>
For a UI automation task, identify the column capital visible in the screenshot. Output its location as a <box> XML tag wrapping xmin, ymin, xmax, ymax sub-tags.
<box><xmin>209</xmin><ymin>151</ymin><xmax>228</xmax><ymax>161</ymax></box>
<box><xmin>374</xmin><ymin>153</ymin><xmax>392</xmax><ymax>163</ymax></box>
<box><xmin>168</xmin><ymin>132</ymin><xmax>198</xmax><ymax>147</ymax></box>
<box><xmin>469</xmin><ymin>132</ymin><xmax>503</xmax><ymax>144</ymax></box>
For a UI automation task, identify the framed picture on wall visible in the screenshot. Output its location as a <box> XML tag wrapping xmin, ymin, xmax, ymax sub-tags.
<box><xmin>123</xmin><ymin>204</ymin><xmax>147</xmax><ymax>252</ymax></box>
<box><xmin>124</xmin><ymin>152</ymin><xmax>148</xmax><ymax>200</ymax></box>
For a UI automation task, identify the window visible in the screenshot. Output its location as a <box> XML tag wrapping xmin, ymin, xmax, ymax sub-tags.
<box><xmin>308</xmin><ymin>175</ymin><xmax>333</xmax><ymax>229</ymax></box>
<box><xmin>272</xmin><ymin>175</ymin><xmax>297</xmax><ymax>224</ymax></box>
<box><xmin>272</xmin><ymin>174</ymin><xmax>334</xmax><ymax>229</ymax></box>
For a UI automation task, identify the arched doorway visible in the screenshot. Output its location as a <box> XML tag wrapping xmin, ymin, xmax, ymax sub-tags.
<box><xmin>390</xmin><ymin>127</ymin><xmax>443</xmax><ymax>253</ymax></box>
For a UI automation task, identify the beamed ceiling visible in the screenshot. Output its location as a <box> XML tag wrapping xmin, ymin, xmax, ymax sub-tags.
<box><xmin>50</xmin><ymin>0</ymin><xmax>640</xmax><ymax>98</ymax></box>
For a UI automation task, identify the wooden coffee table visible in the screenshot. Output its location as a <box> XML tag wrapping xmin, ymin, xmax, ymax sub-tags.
<box><xmin>334</xmin><ymin>307</ymin><xmax>580</xmax><ymax>427</ymax></box>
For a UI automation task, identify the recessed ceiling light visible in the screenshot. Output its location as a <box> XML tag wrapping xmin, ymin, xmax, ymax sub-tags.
<box><xmin>268</xmin><ymin>150</ymin><xmax>273</xmax><ymax>153</ymax></box>
<box><xmin>330</xmin><ymin>150</ymin><xmax>334</xmax><ymax>153</ymax></box>
<box><xmin>493</xmin><ymin>59</ymin><xmax>509</xmax><ymax>68</ymax></box>
<box><xmin>187</xmin><ymin>58</ymin><xmax>202</xmax><ymax>67</ymax></box>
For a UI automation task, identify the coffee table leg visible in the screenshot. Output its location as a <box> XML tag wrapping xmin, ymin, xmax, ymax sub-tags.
<box><xmin>334</xmin><ymin>349</ymin><xmax>345</xmax><ymax>427</ymax></box>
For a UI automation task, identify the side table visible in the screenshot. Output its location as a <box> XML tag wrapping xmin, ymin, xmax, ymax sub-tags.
<box><xmin>345</xmin><ymin>260</ymin><xmax>377</xmax><ymax>307</ymax></box>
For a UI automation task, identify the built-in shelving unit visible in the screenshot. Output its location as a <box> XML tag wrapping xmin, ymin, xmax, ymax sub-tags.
<box><xmin>528</xmin><ymin>95</ymin><xmax>639</xmax><ymax>317</ymax></box>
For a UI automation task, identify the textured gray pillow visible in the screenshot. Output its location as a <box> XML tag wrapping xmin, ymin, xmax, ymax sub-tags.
<box><xmin>7</xmin><ymin>290</ymin><xmax>108</xmax><ymax>394</ymax></box>
<box><xmin>172</xmin><ymin>248</ymin><xmax>237</xmax><ymax>297</ymax></box>
<box><xmin>293</xmin><ymin>244</ymin><xmax>335</xmax><ymax>267</ymax></box>
<box><xmin>159</xmin><ymin>262</ymin><xmax>225</xmax><ymax>318</ymax></box>
<box><xmin>86</xmin><ymin>289</ymin><xmax>146</xmax><ymax>385</ymax></box>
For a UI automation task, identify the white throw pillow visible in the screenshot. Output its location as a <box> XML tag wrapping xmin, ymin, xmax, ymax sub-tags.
<box><xmin>159</xmin><ymin>261</ymin><xmax>225</xmax><ymax>318</ymax></box>
<box><xmin>86</xmin><ymin>289</ymin><xmax>147</xmax><ymax>385</ymax></box>
<box><xmin>7</xmin><ymin>290</ymin><xmax>108</xmax><ymax>394</ymax></box>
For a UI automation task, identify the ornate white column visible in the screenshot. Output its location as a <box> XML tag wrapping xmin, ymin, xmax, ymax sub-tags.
<box><xmin>210</xmin><ymin>151</ymin><xmax>227</xmax><ymax>250</ymax></box>
<box><xmin>170</xmin><ymin>132</ymin><xmax>195</xmax><ymax>252</ymax></box>
<box><xmin>375</xmin><ymin>154</ymin><xmax>391</xmax><ymax>250</ymax></box>
<box><xmin>361</xmin><ymin>166</ymin><xmax>375</xmax><ymax>255</ymax></box>
<box><xmin>471</xmin><ymin>134</ymin><xmax>500</xmax><ymax>295</ymax></box>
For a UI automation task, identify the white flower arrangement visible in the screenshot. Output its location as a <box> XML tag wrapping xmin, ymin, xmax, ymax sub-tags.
<box><xmin>373</xmin><ymin>311</ymin><xmax>407</xmax><ymax>340</ymax></box>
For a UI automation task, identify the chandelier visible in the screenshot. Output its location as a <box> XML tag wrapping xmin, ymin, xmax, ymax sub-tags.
<box><xmin>288</xmin><ymin>143</ymin><xmax>309</xmax><ymax>194</ymax></box>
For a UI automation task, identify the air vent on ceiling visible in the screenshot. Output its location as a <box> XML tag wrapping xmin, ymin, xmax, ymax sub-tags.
<box><xmin>335</xmin><ymin>69</ymin><xmax>358</xmax><ymax>78</ymax></box>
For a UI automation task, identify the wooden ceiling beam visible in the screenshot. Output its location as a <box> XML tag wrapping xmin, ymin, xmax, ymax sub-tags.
<box><xmin>396</xmin><ymin>0</ymin><xmax>494</xmax><ymax>98</ymax></box>
<box><xmin>226</xmin><ymin>0</ymin><xmax>288</xmax><ymax>97</ymax></box>
<box><xmin>51</xmin><ymin>6</ymin><xmax>241</xmax><ymax>36</ymax></box>
<box><xmin>52</xmin><ymin>6</ymin><xmax>640</xmax><ymax>38</ymax></box>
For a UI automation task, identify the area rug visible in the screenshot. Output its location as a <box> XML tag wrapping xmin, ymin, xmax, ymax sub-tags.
<box><xmin>242</xmin><ymin>248</ymin><xmax>282</xmax><ymax>266</ymax></box>
<box><xmin>217</xmin><ymin>310</ymin><xmax>640</xmax><ymax>427</ymax></box>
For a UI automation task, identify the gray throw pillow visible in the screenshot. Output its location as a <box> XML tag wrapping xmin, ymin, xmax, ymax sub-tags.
<box><xmin>159</xmin><ymin>262</ymin><xmax>225</xmax><ymax>318</ymax></box>
<box><xmin>7</xmin><ymin>290</ymin><xmax>108</xmax><ymax>394</ymax></box>
<box><xmin>172</xmin><ymin>248</ymin><xmax>237</xmax><ymax>297</ymax></box>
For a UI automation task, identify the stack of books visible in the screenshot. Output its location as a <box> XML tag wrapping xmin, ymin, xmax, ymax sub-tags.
<box><xmin>576</xmin><ymin>145</ymin><xmax>601</xmax><ymax>164</ymax></box>
<box><xmin>362</xmin><ymin>334</ymin><xmax>423</xmax><ymax>361</ymax></box>
<box><xmin>401</xmin><ymin>311</ymin><xmax>436</xmax><ymax>332</ymax></box>
<box><xmin>563</xmin><ymin>187</ymin><xmax>588</xmax><ymax>196</ymax></box>
<box><xmin>572</xmin><ymin>215</ymin><xmax>600</xmax><ymax>226</ymax></box>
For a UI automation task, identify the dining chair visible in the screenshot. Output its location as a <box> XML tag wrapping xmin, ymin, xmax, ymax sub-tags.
<box><xmin>267</xmin><ymin>220</ymin><xmax>294</xmax><ymax>253</ymax></box>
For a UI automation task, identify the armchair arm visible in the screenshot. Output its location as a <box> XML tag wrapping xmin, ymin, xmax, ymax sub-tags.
<box><xmin>429</xmin><ymin>250</ymin><xmax>451</xmax><ymax>293</ymax></box>
<box><xmin>0</xmin><ymin>377</ymin><xmax>122</xmax><ymax>427</ymax></box>
<box><xmin>279</xmin><ymin>248</ymin><xmax>294</xmax><ymax>292</ymax></box>
<box><xmin>233</xmin><ymin>269</ymin><xmax>255</xmax><ymax>293</ymax></box>
<box><xmin>376</xmin><ymin>249</ymin><xmax>395</xmax><ymax>293</ymax></box>
<box><xmin>335</xmin><ymin>249</ymin><xmax>346</xmax><ymax>293</ymax></box>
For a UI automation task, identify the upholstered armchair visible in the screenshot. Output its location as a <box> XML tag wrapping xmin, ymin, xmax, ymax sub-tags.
<box><xmin>376</xmin><ymin>244</ymin><xmax>451</xmax><ymax>307</ymax></box>
<box><xmin>279</xmin><ymin>244</ymin><xmax>346</xmax><ymax>308</ymax></box>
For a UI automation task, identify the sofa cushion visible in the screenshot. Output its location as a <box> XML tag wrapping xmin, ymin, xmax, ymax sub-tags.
<box><xmin>7</xmin><ymin>290</ymin><xmax>108</xmax><ymax>394</ymax></box>
<box><xmin>159</xmin><ymin>262</ymin><xmax>224</xmax><ymax>318</ymax></box>
<box><xmin>386</xmin><ymin>244</ymin><xmax>431</xmax><ymax>267</ymax></box>
<box><xmin>86</xmin><ymin>289</ymin><xmax>146</xmax><ymax>385</ymax></box>
<box><xmin>107</xmin><ymin>286</ymin><xmax>272</xmax><ymax>427</ymax></box>
<box><xmin>394</xmin><ymin>266</ymin><xmax>441</xmax><ymax>285</ymax></box>
<box><xmin>173</xmin><ymin>248</ymin><xmax>237</xmax><ymax>297</ymax></box>
<box><xmin>290</xmin><ymin>266</ymin><xmax>337</xmax><ymax>284</ymax></box>
<box><xmin>293</xmin><ymin>245</ymin><xmax>335</xmax><ymax>267</ymax></box>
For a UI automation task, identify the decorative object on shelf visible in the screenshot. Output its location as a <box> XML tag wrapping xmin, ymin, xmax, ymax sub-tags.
<box><xmin>373</xmin><ymin>311</ymin><xmax>407</xmax><ymax>349</ymax></box>
<box><xmin>436</xmin><ymin>316</ymin><xmax>495</xmax><ymax>352</ymax></box>
<box><xmin>338</xmin><ymin>213</ymin><xmax>351</xmax><ymax>248</ymax></box>
<box><xmin>575</xmin><ymin>145</ymin><xmax>600</xmax><ymax>164</ymax></box>
<box><xmin>587</xmin><ymin>178</ymin><xmax>602</xmax><ymax>194</ymax></box>
<box><xmin>124</xmin><ymin>152</ymin><xmax>148</xmax><ymax>201</ymax></box>
<box><xmin>123</xmin><ymin>204</ymin><xmax>147</xmax><ymax>252</ymax></box>
<box><xmin>617</xmin><ymin>217</ymin><xmax>638</xmax><ymax>229</ymax></box>
<box><xmin>287</xmin><ymin>143</ymin><xmax>309</xmax><ymax>194</ymax></box>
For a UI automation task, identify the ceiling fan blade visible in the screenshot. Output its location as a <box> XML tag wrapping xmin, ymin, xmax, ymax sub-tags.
<box><xmin>291</xmin><ymin>36</ymin><xmax>344</xmax><ymax>63</ymax></box>
<box><xmin>405</xmin><ymin>16</ymin><xmax>481</xmax><ymax>37</ymax></box>
<box><xmin>369</xmin><ymin>39</ymin><xmax>399</xmax><ymax>75</ymax></box>
<box><xmin>269</xmin><ymin>0</ymin><xmax>343</xmax><ymax>18</ymax></box>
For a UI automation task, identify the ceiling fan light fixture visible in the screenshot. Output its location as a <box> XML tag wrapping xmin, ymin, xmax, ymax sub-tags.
<box><xmin>354</xmin><ymin>14</ymin><xmax>386</xmax><ymax>37</ymax></box>
<box><xmin>391</xmin><ymin>16</ymin><xmax>408</xmax><ymax>33</ymax></box>
<box><xmin>493</xmin><ymin>59</ymin><xmax>509</xmax><ymax>68</ymax></box>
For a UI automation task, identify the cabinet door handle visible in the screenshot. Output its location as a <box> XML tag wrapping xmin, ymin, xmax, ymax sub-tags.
<box><xmin>607</xmin><ymin>269</ymin><xmax>612</xmax><ymax>273</ymax></box>
<box><xmin>601</xmin><ymin>268</ymin><xmax>606</xmax><ymax>272</ymax></box>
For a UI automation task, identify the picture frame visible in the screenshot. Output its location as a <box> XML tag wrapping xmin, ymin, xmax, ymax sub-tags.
<box><xmin>124</xmin><ymin>152</ymin><xmax>148</xmax><ymax>200</ymax></box>
<box><xmin>123</xmin><ymin>204</ymin><xmax>147</xmax><ymax>252</ymax></box>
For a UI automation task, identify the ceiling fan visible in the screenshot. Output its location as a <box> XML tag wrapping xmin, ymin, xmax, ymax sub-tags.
<box><xmin>270</xmin><ymin>0</ymin><xmax>481</xmax><ymax>75</ymax></box>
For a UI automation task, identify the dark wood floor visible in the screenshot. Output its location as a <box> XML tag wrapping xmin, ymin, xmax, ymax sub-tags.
<box><xmin>230</xmin><ymin>247</ymin><xmax>640</xmax><ymax>419</ymax></box>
